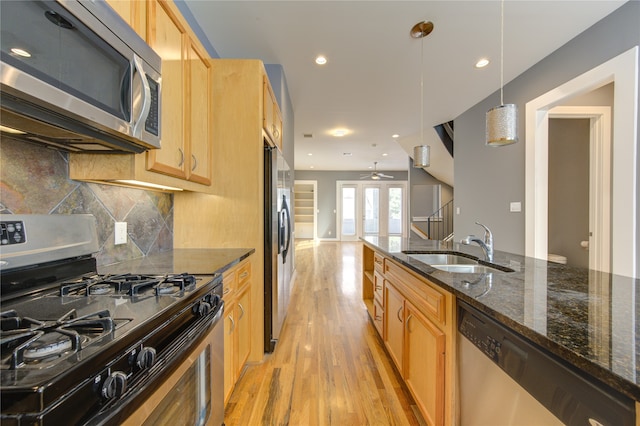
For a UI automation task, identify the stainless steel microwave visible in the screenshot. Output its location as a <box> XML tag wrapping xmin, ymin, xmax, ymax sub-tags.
<box><xmin>0</xmin><ymin>0</ymin><xmax>161</xmax><ymax>153</ymax></box>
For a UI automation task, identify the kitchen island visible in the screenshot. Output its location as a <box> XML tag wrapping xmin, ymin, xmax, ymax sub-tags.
<box><xmin>362</xmin><ymin>236</ymin><xmax>639</xmax><ymax>420</ymax></box>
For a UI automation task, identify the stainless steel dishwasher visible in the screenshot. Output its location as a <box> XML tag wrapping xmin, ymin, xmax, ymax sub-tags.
<box><xmin>457</xmin><ymin>300</ymin><xmax>635</xmax><ymax>426</ymax></box>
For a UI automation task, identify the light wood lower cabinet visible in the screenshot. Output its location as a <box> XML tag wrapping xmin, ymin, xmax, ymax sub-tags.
<box><xmin>223</xmin><ymin>258</ymin><xmax>253</xmax><ymax>404</ymax></box>
<box><xmin>384</xmin><ymin>282</ymin><xmax>404</xmax><ymax>371</ymax></box>
<box><xmin>405</xmin><ymin>299</ymin><xmax>446</xmax><ymax>425</ymax></box>
<box><xmin>364</xmin><ymin>244</ymin><xmax>455</xmax><ymax>426</ymax></box>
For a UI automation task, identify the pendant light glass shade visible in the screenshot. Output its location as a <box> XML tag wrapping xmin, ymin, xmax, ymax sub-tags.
<box><xmin>486</xmin><ymin>103</ymin><xmax>518</xmax><ymax>146</ymax></box>
<box><xmin>413</xmin><ymin>145</ymin><xmax>430</xmax><ymax>167</ymax></box>
<box><xmin>486</xmin><ymin>0</ymin><xmax>518</xmax><ymax>147</ymax></box>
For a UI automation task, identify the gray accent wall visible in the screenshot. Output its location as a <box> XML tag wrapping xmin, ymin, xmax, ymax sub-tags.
<box><xmin>295</xmin><ymin>170</ymin><xmax>408</xmax><ymax>239</ymax></box>
<box><xmin>454</xmin><ymin>1</ymin><xmax>639</xmax><ymax>259</ymax></box>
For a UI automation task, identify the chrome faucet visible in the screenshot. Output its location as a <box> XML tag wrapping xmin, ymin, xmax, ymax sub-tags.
<box><xmin>461</xmin><ymin>222</ymin><xmax>494</xmax><ymax>262</ymax></box>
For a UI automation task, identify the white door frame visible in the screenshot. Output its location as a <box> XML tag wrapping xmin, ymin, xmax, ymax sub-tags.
<box><xmin>336</xmin><ymin>180</ymin><xmax>408</xmax><ymax>240</ymax></box>
<box><xmin>338</xmin><ymin>183</ymin><xmax>359</xmax><ymax>241</ymax></box>
<box><xmin>548</xmin><ymin>106</ymin><xmax>611</xmax><ymax>273</ymax></box>
<box><xmin>525</xmin><ymin>46</ymin><xmax>638</xmax><ymax>278</ymax></box>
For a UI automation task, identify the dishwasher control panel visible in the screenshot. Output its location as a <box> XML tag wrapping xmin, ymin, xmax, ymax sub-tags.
<box><xmin>458</xmin><ymin>309</ymin><xmax>503</xmax><ymax>362</ymax></box>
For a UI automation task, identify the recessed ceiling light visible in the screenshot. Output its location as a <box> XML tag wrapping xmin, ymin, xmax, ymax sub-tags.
<box><xmin>475</xmin><ymin>58</ymin><xmax>490</xmax><ymax>68</ymax></box>
<box><xmin>309</xmin><ymin>165</ymin><xmax>315</xmax><ymax>169</ymax></box>
<box><xmin>382</xmin><ymin>153</ymin><xmax>388</xmax><ymax>156</ymax></box>
<box><xmin>392</xmin><ymin>134</ymin><xmax>400</xmax><ymax>138</ymax></box>
<box><xmin>343</xmin><ymin>152</ymin><xmax>352</xmax><ymax>156</ymax></box>
<box><xmin>11</xmin><ymin>48</ymin><xmax>31</xmax><ymax>58</ymax></box>
<box><xmin>308</xmin><ymin>153</ymin><xmax>313</xmax><ymax>156</ymax></box>
<box><xmin>331</xmin><ymin>128</ymin><xmax>349</xmax><ymax>137</ymax></box>
<box><xmin>315</xmin><ymin>55</ymin><xmax>327</xmax><ymax>65</ymax></box>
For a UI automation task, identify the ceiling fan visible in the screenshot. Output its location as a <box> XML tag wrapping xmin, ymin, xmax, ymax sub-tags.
<box><xmin>360</xmin><ymin>162</ymin><xmax>394</xmax><ymax>180</ymax></box>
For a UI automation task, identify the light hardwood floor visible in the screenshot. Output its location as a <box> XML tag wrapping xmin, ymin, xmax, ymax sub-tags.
<box><xmin>224</xmin><ymin>241</ymin><xmax>425</xmax><ymax>425</ymax></box>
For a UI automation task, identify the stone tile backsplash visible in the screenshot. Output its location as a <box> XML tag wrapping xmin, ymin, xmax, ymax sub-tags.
<box><xmin>0</xmin><ymin>138</ymin><xmax>173</xmax><ymax>267</ymax></box>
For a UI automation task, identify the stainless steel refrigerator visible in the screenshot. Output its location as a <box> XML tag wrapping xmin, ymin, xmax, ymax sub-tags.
<box><xmin>264</xmin><ymin>144</ymin><xmax>294</xmax><ymax>352</ymax></box>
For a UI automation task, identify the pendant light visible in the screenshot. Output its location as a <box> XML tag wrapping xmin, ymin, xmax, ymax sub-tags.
<box><xmin>411</xmin><ymin>21</ymin><xmax>433</xmax><ymax>167</ymax></box>
<box><xmin>486</xmin><ymin>0</ymin><xmax>518</xmax><ymax>146</ymax></box>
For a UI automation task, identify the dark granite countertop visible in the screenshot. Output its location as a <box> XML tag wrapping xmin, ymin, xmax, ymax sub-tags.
<box><xmin>99</xmin><ymin>248</ymin><xmax>255</xmax><ymax>276</ymax></box>
<box><xmin>362</xmin><ymin>236</ymin><xmax>640</xmax><ymax>402</ymax></box>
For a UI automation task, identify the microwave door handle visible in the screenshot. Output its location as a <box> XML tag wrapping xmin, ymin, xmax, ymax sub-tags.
<box><xmin>131</xmin><ymin>54</ymin><xmax>151</xmax><ymax>138</ymax></box>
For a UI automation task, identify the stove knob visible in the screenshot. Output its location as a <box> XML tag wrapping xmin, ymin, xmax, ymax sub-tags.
<box><xmin>136</xmin><ymin>347</ymin><xmax>157</xmax><ymax>370</ymax></box>
<box><xmin>197</xmin><ymin>301</ymin><xmax>212</xmax><ymax>317</ymax></box>
<box><xmin>102</xmin><ymin>371</ymin><xmax>127</xmax><ymax>400</ymax></box>
<box><xmin>211</xmin><ymin>294</ymin><xmax>221</xmax><ymax>309</ymax></box>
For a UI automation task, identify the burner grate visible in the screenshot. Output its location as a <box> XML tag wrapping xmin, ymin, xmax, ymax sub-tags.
<box><xmin>59</xmin><ymin>273</ymin><xmax>197</xmax><ymax>297</ymax></box>
<box><xmin>1</xmin><ymin>309</ymin><xmax>117</xmax><ymax>369</ymax></box>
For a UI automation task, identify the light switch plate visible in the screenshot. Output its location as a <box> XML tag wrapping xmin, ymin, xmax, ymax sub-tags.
<box><xmin>115</xmin><ymin>222</ymin><xmax>127</xmax><ymax>245</ymax></box>
<box><xmin>510</xmin><ymin>202</ymin><xmax>522</xmax><ymax>213</ymax></box>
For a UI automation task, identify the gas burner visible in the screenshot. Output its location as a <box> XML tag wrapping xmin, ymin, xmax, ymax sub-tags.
<box><xmin>89</xmin><ymin>283</ymin><xmax>113</xmax><ymax>295</ymax></box>
<box><xmin>155</xmin><ymin>282</ymin><xmax>178</xmax><ymax>295</ymax></box>
<box><xmin>1</xmin><ymin>309</ymin><xmax>125</xmax><ymax>370</ymax></box>
<box><xmin>22</xmin><ymin>331</ymin><xmax>81</xmax><ymax>361</ymax></box>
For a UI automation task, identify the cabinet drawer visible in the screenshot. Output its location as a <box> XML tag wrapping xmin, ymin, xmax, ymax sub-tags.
<box><xmin>237</xmin><ymin>260</ymin><xmax>251</xmax><ymax>287</ymax></box>
<box><xmin>222</xmin><ymin>268</ymin><xmax>236</xmax><ymax>300</ymax></box>
<box><xmin>373</xmin><ymin>298</ymin><xmax>384</xmax><ymax>337</ymax></box>
<box><xmin>373</xmin><ymin>252</ymin><xmax>385</xmax><ymax>273</ymax></box>
<box><xmin>373</xmin><ymin>270</ymin><xmax>384</xmax><ymax>306</ymax></box>
<box><xmin>384</xmin><ymin>260</ymin><xmax>446</xmax><ymax>325</ymax></box>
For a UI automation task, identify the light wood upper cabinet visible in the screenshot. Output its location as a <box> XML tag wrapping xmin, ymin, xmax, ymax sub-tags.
<box><xmin>146</xmin><ymin>0</ymin><xmax>187</xmax><ymax>179</ymax></box>
<box><xmin>147</xmin><ymin>0</ymin><xmax>211</xmax><ymax>185</ymax></box>
<box><xmin>186</xmin><ymin>42</ymin><xmax>212</xmax><ymax>185</ymax></box>
<box><xmin>104</xmin><ymin>0</ymin><xmax>146</xmax><ymax>37</ymax></box>
<box><xmin>69</xmin><ymin>0</ymin><xmax>213</xmax><ymax>193</ymax></box>
<box><xmin>263</xmin><ymin>75</ymin><xmax>282</xmax><ymax>151</ymax></box>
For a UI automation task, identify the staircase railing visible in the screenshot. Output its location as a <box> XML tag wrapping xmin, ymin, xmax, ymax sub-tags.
<box><xmin>422</xmin><ymin>199</ymin><xmax>454</xmax><ymax>241</ymax></box>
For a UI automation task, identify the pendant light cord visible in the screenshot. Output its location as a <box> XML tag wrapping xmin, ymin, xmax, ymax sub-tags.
<box><xmin>500</xmin><ymin>0</ymin><xmax>504</xmax><ymax>106</ymax></box>
<box><xmin>420</xmin><ymin>33</ymin><xmax>424</xmax><ymax>147</ymax></box>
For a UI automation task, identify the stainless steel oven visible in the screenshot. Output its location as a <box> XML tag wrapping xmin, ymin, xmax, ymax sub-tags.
<box><xmin>0</xmin><ymin>215</ymin><xmax>225</xmax><ymax>425</ymax></box>
<box><xmin>122</xmin><ymin>313</ymin><xmax>224</xmax><ymax>425</ymax></box>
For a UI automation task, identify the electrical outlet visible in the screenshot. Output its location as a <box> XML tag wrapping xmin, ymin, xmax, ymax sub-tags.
<box><xmin>115</xmin><ymin>222</ymin><xmax>127</xmax><ymax>245</ymax></box>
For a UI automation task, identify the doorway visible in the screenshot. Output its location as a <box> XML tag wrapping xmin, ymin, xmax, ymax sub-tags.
<box><xmin>337</xmin><ymin>181</ymin><xmax>407</xmax><ymax>241</ymax></box>
<box><xmin>525</xmin><ymin>46</ymin><xmax>638</xmax><ymax>278</ymax></box>
<box><xmin>547</xmin><ymin>107</ymin><xmax>611</xmax><ymax>272</ymax></box>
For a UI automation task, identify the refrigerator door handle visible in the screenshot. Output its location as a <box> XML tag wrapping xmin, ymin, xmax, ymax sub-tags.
<box><xmin>282</xmin><ymin>194</ymin><xmax>292</xmax><ymax>262</ymax></box>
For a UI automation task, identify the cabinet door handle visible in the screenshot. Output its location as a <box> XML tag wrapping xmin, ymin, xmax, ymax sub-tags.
<box><xmin>229</xmin><ymin>315</ymin><xmax>235</xmax><ymax>333</ymax></box>
<box><xmin>178</xmin><ymin>148</ymin><xmax>184</xmax><ymax>167</ymax></box>
<box><xmin>191</xmin><ymin>154</ymin><xmax>197</xmax><ymax>171</ymax></box>
<box><xmin>405</xmin><ymin>314</ymin><xmax>413</xmax><ymax>331</ymax></box>
<box><xmin>274</xmin><ymin>127</ymin><xmax>280</xmax><ymax>140</ymax></box>
<box><xmin>239</xmin><ymin>271</ymin><xmax>249</xmax><ymax>279</ymax></box>
<box><xmin>238</xmin><ymin>303</ymin><xmax>245</xmax><ymax>320</ymax></box>
<box><xmin>397</xmin><ymin>306</ymin><xmax>403</xmax><ymax>323</ymax></box>
<box><xmin>374</xmin><ymin>259</ymin><xmax>382</xmax><ymax>265</ymax></box>
<box><xmin>223</xmin><ymin>287</ymin><xmax>231</xmax><ymax>295</ymax></box>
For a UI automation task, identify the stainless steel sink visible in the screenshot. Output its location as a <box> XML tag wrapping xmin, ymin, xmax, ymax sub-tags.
<box><xmin>406</xmin><ymin>253</ymin><xmax>477</xmax><ymax>265</ymax></box>
<box><xmin>430</xmin><ymin>264</ymin><xmax>507</xmax><ymax>274</ymax></box>
<box><xmin>405</xmin><ymin>252</ymin><xmax>514</xmax><ymax>274</ymax></box>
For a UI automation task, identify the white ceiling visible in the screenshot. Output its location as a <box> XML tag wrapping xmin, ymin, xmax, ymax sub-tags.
<box><xmin>183</xmin><ymin>0</ymin><xmax>626</xmax><ymax>173</ymax></box>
